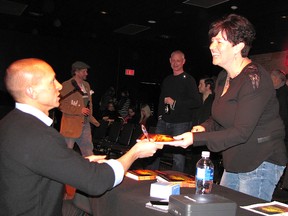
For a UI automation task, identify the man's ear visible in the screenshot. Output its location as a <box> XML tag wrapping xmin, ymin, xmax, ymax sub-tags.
<box><xmin>25</xmin><ymin>87</ymin><xmax>36</xmax><ymax>99</ymax></box>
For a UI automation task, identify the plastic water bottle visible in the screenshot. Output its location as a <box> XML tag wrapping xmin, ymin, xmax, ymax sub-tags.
<box><xmin>195</xmin><ymin>151</ymin><xmax>214</xmax><ymax>194</ymax></box>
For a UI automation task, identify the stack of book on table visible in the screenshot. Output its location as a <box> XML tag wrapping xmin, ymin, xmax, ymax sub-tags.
<box><xmin>125</xmin><ymin>169</ymin><xmax>195</xmax><ymax>188</ymax></box>
<box><xmin>125</xmin><ymin>169</ymin><xmax>158</xmax><ymax>181</ymax></box>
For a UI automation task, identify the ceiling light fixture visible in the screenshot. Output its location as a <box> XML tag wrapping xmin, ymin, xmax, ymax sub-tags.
<box><xmin>174</xmin><ymin>10</ymin><xmax>183</xmax><ymax>14</ymax></box>
<box><xmin>148</xmin><ymin>20</ymin><xmax>156</xmax><ymax>24</ymax></box>
<box><xmin>160</xmin><ymin>34</ymin><xmax>171</xmax><ymax>39</ymax></box>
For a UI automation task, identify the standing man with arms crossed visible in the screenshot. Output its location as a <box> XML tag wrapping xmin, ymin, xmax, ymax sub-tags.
<box><xmin>59</xmin><ymin>61</ymin><xmax>99</xmax><ymax>157</ymax></box>
<box><xmin>0</xmin><ymin>58</ymin><xmax>162</xmax><ymax>215</ymax></box>
<box><xmin>148</xmin><ymin>50</ymin><xmax>201</xmax><ymax>172</ymax></box>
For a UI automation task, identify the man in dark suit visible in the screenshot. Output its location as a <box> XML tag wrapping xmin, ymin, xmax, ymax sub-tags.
<box><xmin>0</xmin><ymin>58</ymin><xmax>162</xmax><ymax>215</ymax></box>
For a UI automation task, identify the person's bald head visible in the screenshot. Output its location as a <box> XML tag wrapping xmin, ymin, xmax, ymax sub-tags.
<box><xmin>5</xmin><ymin>58</ymin><xmax>62</xmax><ymax>115</ymax></box>
<box><xmin>5</xmin><ymin>58</ymin><xmax>52</xmax><ymax>102</ymax></box>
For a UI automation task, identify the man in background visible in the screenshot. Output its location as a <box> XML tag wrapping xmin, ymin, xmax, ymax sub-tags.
<box><xmin>271</xmin><ymin>69</ymin><xmax>288</xmax><ymax>152</ymax></box>
<box><xmin>192</xmin><ymin>75</ymin><xmax>223</xmax><ymax>182</ymax></box>
<box><xmin>194</xmin><ymin>76</ymin><xmax>215</xmax><ymax>125</ymax></box>
<box><xmin>147</xmin><ymin>50</ymin><xmax>201</xmax><ymax>172</ymax></box>
<box><xmin>59</xmin><ymin>61</ymin><xmax>100</xmax><ymax>157</ymax></box>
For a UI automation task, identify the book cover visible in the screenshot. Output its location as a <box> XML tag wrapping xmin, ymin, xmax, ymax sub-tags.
<box><xmin>137</xmin><ymin>133</ymin><xmax>183</xmax><ymax>145</ymax></box>
<box><xmin>125</xmin><ymin>169</ymin><xmax>158</xmax><ymax>181</ymax></box>
<box><xmin>155</xmin><ymin>170</ymin><xmax>196</xmax><ymax>188</ymax></box>
<box><xmin>241</xmin><ymin>201</ymin><xmax>288</xmax><ymax>215</ymax></box>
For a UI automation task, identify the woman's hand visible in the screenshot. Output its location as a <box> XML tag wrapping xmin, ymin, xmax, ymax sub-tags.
<box><xmin>172</xmin><ymin>132</ymin><xmax>194</xmax><ymax>149</ymax></box>
<box><xmin>191</xmin><ymin>125</ymin><xmax>205</xmax><ymax>132</ymax></box>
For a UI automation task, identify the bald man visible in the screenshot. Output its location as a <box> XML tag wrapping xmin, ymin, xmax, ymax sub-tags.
<box><xmin>0</xmin><ymin>58</ymin><xmax>162</xmax><ymax>215</ymax></box>
<box><xmin>147</xmin><ymin>50</ymin><xmax>201</xmax><ymax>172</ymax></box>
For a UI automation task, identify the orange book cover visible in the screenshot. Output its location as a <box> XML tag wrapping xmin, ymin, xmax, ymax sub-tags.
<box><xmin>155</xmin><ymin>170</ymin><xmax>195</xmax><ymax>188</ymax></box>
<box><xmin>137</xmin><ymin>134</ymin><xmax>183</xmax><ymax>145</ymax></box>
<box><xmin>125</xmin><ymin>169</ymin><xmax>158</xmax><ymax>181</ymax></box>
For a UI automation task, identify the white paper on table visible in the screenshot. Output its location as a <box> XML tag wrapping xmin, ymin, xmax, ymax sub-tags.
<box><xmin>240</xmin><ymin>201</ymin><xmax>288</xmax><ymax>215</ymax></box>
<box><xmin>145</xmin><ymin>202</ymin><xmax>169</xmax><ymax>213</ymax></box>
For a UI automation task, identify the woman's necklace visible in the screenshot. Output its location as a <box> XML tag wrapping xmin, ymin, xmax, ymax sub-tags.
<box><xmin>221</xmin><ymin>76</ymin><xmax>230</xmax><ymax>96</ymax></box>
<box><xmin>230</xmin><ymin>58</ymin><xmax>245</xmax><ymax>79</ymax></box>
<box><xmin>221</xmin><ymin>58</ymin><xmax>246</xmax><ymax>96</ymax></box>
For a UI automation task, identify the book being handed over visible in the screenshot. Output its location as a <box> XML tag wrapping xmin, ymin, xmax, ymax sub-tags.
<box><xmin>137</xmin><ymin>133</ymin><xmax>183</xmax><ymax>145</ymax></box>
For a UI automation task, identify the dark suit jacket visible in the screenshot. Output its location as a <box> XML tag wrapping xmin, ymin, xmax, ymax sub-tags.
<box><xmin>0</xmin><ymin>109</ymin><xmax>115</xmax><ymax>215</ymax></box>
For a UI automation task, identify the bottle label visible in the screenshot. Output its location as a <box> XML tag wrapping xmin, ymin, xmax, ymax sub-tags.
<box><xmin>196</xmin><ymin>168</ymin><xmax>214</xmax><ymax>181</ymax></box>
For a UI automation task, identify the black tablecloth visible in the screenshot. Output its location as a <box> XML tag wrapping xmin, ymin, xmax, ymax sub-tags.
<box><xmin>74</xmin><ymin>177</ymin><xmax>267</xmax><ymax>216</ymax></box>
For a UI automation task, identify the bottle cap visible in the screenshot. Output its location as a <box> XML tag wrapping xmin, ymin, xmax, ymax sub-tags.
<box><xmin>201</xmin><ymin>151</ymin><xmax>210</xmax><ymax>157</ymax></box>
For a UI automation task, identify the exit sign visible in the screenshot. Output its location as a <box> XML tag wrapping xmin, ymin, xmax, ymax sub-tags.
<box><xmin>125</xmin><ymin>69</ymin><xmax>135</xmax><ymax>76</ymax></box>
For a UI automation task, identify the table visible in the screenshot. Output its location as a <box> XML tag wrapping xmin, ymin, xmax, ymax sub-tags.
<box><xmin>74</xmin><ymin>177</ymin><xmax>267</xmax><ymax>216</ymax></box>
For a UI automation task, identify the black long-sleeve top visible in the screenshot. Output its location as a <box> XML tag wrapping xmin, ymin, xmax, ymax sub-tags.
<box><xmin>193</xmin><ymin>93</ymin><xmax>215</xmax><ymax>125</ymax></box>
<box><xmin>158</xmin><ymin>72</ymin><xmax>201</xmax><ymax>123</ymax></box>
<box><xmin>193</xmin><ymin>63</ymin><xmax>287</xmax><ymax>172</ymax></box>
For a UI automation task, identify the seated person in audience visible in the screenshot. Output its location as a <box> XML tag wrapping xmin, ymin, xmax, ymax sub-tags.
<box><xmin>117</xmin><ymin>89</ymin><xmax>131</xmax><ymax>118</ymax></box>
<box><xmin>99</xmin><ymin>86</ymin><xmax>116</xmax><ymax>113</ymax></box>
<box><xmin>102</xmin><ymin>102</ymin><xmax>121</xmax><ymax>124</ymax></box>
<box><xmin>139</xmin><ymin>103</ymin><xmax>157</xmax><ymax>131</ymax></box>
<box><xmin>123</xmin><ymin>105</ymin><xmax>140</xmax><ymax>124</ymax></box>
<box><xmin>0</xmin><ymin>58</ymin><xmax>162</xmax><ymax>215</ymax></box>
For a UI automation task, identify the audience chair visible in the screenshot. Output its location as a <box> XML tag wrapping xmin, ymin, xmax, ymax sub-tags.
<box><xmin>118</xmin><ymin>123</ymin><xmax>135</xmax><ymax>146</ymax></box>
<box><xmin>92</xmin><ymin>120</ymin><xmax>109</xmax><ymax>143</ymax></box>
<box><xmin>108</xmin><ymin>123</ymin><xmax>135</xmax><ymax>158</ymax></box>
<box><xmin>92</xmin><ymin>120</ymin><xmax>109</xmax><ymax>154</ymax></box>
<box><xmin>129</xmin><ymin>124</ymin><xmax>143</xmax><ymax>147</ymax></box>
<box><xmin>94</xmin><ymin>121</ymin><xmax>122</xmax><ymax>155</ymax></box>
